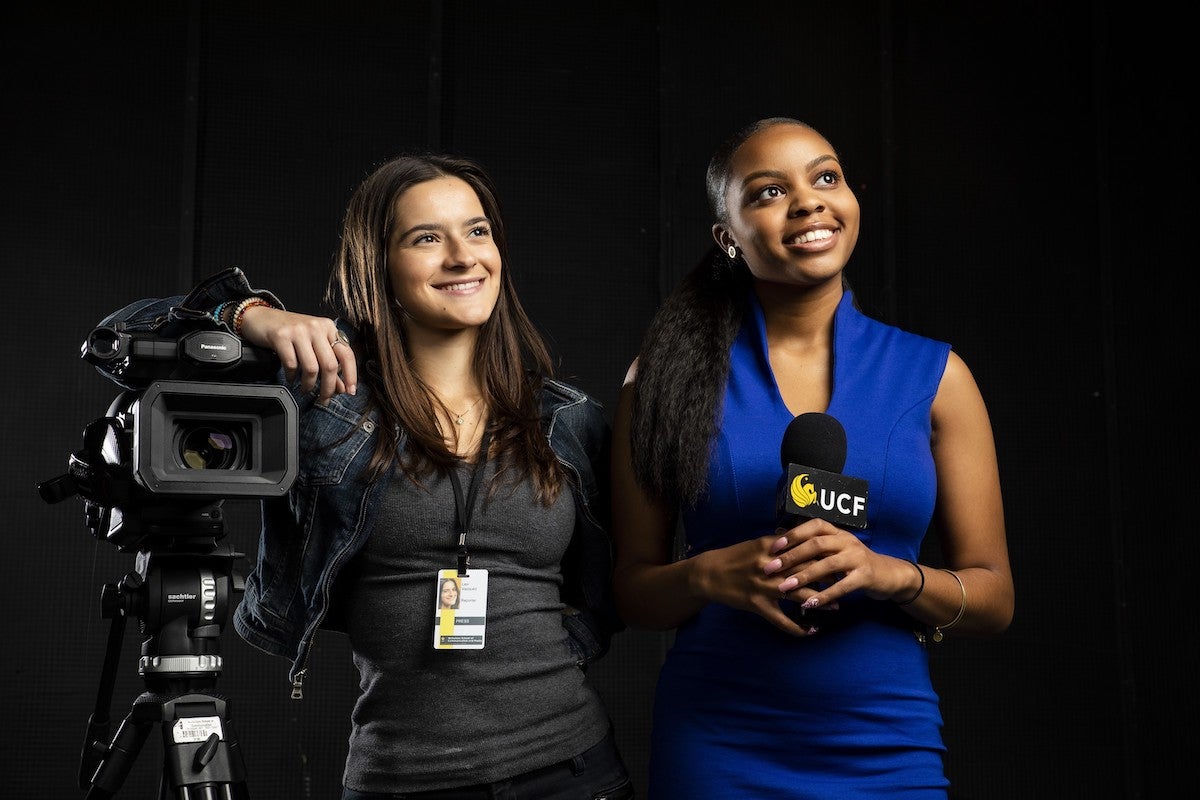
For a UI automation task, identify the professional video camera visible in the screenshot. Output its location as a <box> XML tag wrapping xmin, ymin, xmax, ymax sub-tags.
<box><xmin>39</xmin><ymin>323</ymin><xmax>299</xmax><ymax>800</ymax></box>
<box><xmin>42</xmin><ymin>325</ymin><xmax>298</xmax><ymax>550</ymax></box>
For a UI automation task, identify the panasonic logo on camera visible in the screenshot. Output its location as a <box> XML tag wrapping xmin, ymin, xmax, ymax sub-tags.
<box><xmin>199</xmin><ymin>343</ymin><xmax>229</xmax><ymax>351</ymax></box>
<box><xmin>168</xmin><ymin>593</ymin><xmax>198</xmax><ymax>602</ymax></box>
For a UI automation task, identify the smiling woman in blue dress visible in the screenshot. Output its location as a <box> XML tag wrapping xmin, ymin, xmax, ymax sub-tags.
<box><xmin>611</xmin><ymin>117</ymin><xmax>1014</xmax><ymax>799</ymax></box>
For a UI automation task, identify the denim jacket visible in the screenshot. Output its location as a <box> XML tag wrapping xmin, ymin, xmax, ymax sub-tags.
<box><xmin>93</xmin><ymin>267</ymin><xmax>622</xmax><ymax>696</ymax></box>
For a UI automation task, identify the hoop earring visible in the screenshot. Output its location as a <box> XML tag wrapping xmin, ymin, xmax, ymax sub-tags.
<box><xmin>727</xmin><ymin>244</ymin><xmax>737</xmax><ymax>259</ymax></box>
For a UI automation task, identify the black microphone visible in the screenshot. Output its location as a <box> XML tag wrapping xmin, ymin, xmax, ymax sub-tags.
<box><xmin>776</xmin><ymin>412</ymin><xmax>869</xmax><ymax>531</ymax></box>
<box><xmin>775</xmin><ymin>412</ymin><xmax>870</xmax><ymax>627</ymax></box>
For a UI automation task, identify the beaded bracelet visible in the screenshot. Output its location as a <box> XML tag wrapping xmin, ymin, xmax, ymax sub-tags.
<box><xmin>231</xmin><ymin>297</ymin><xmax>274</xmax><ymax>336</ymax></box>
<box><xmin>894</xmin><ymin>559</ymin><xmax>925</xmax><ymax>606</ymax></box>
<box><xmin>214</xmin><ymin>298</ymin><xmax>250</xmax><ymax>328</ymax></box>
<box><xmin>212</xmin><ymin>300</ymin><xmax>235</xmax><ymax>326</ymax></box>
<box><xmin>931</xmin><ymin>568</ymin><xmax>966</xmax><ymax>642</ymax></box>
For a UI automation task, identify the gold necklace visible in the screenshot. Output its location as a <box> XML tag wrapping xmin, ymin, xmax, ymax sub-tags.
<box><xmin>449</xmin><ymin>397</ymin><xmax>481</xmax><ymax>426</ymax></box>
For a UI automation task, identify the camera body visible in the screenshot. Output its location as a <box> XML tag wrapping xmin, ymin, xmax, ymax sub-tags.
<box><xmin>53</xmin><ymin>326</ymin><xmax>300</xmax><ymax>550</ymax></box>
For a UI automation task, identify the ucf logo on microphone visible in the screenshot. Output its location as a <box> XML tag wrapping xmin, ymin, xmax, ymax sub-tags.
<box><xmin>783</xmin><ymin>465</ymin><xmax>869</xmax><ymax>530</ymax></box>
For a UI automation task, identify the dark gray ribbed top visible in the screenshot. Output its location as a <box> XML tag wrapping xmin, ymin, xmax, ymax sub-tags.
<box><xmin>342</xmin><ymin>458</ymin><xmax>610</xmax><ymax>793</ymax></box>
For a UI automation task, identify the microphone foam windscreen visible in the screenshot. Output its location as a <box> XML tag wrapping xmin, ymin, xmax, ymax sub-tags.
<box><xmin>780</xmin><ymin>412</ymin><xmax>848</xmax><ymax>473</ymax></box>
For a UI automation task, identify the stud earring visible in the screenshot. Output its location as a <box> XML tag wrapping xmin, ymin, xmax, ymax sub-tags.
<box><xmin>727</xmin><ymin>244</ymin><xmax>737</xmax><ymax>259</ymax></box>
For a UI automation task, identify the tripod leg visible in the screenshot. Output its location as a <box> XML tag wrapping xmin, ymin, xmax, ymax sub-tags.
<box><xmin>80</xmin><ymin>584</ymin><xmax>129</xmax><ymax>789</ymax></box>
<box><xmin>84</xmin><ymin>703</ymin><xmax>155</xmax><ymax>800</ymax></box>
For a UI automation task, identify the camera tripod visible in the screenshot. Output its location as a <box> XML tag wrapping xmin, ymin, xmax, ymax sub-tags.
<box><xmin>41</xmin><ymin>328</ymin><xmax>299</xmax><ymax>798</ymax></box>
<box><xmin>74</xmin><ymin>505</ymin><xmax>251</xmax><ymax>799</ymax></box>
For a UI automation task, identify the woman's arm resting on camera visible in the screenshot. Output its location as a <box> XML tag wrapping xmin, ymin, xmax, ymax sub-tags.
<box><xmin>239</xmin><ymin>305</ymin><xmax>357</xmax><ymax>406</ymax></box>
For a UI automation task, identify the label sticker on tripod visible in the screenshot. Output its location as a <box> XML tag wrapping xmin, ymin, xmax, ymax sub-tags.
<box><xmin>433</xmin><ymin>568</ymin><xmax>487</xmax><ymax>649</ymax></box>
<box><xmin>172</xmin><ymin>716</ymin><xmax>224</xmax><ymax>744</ymax></box>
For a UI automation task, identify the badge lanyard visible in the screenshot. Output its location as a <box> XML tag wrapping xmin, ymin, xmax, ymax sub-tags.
<box><xmin>446</xmin><ymin>428</ymin><xmax>492</xmax><ymax>576</ymax></box>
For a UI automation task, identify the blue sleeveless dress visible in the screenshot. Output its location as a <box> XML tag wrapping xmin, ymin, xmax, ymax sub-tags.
<box><xmin>648</xmin><ymin>290</ymin><xmax>952</xmax><ymax>799</ymax></box>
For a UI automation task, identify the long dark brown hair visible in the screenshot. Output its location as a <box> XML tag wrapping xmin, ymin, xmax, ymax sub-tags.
<box><xmin>325</xmin><ymin>153</ymin><xmax>563</xmax><ymax>503</ymax></box>
<box><xmin>632</xmin><ymin>117</ymin><xmax>828</xmax><ymax>508</ymax></box>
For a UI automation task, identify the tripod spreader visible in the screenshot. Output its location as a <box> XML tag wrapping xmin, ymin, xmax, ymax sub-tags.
<box><xmin>85</xmin><ymin>689</ymin><xmax>248</xmax><ymax>800</ymax></box>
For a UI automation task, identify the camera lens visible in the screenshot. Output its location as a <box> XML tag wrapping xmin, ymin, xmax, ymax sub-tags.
<box><xmin>180</xmin><ymin>426</ymin><xmax>245</xmax><ymax>470</ymax></box>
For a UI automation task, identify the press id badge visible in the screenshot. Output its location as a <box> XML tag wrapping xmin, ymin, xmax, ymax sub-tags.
<box><xmin>433</xmin><ymin>568</ymin><xmax>488</xmax><ymax>649</ymax></box>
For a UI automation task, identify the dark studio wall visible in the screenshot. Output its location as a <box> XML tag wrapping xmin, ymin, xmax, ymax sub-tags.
<box><xmin>2</xmin><ymin>2</ymin><xmax>1191</xmax><ymax>799</ymax></box>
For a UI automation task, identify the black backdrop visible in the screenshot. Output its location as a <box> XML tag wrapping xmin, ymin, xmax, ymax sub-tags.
<box><xmin>4</xmin><ymin>2</ymin><xmax>1192</xmax><ymax>799</ymax></box>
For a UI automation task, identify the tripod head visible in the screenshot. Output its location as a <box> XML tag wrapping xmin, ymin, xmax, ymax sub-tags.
<box><xmin>74</xmin><ymin>527</ymin><xmax>251</xmax><ymax>799</ymax></box>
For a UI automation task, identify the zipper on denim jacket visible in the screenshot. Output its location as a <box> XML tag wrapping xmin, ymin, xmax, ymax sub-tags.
<box><xmin>291</xmin><ymin>669</ymin><xmax>307</xmax><ymax>699</ymax></box>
